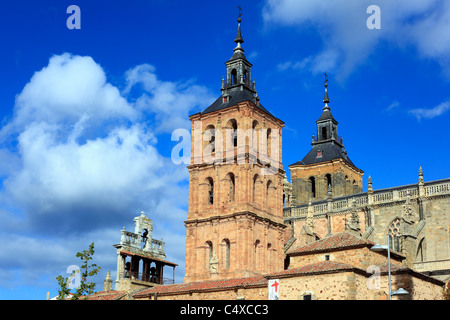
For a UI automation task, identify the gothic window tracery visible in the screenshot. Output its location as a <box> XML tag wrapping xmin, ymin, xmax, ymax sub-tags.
<box><xmin>388</xmin><ymin>218</ymin><xmax>401</xmax><ymax>252</ymax></box>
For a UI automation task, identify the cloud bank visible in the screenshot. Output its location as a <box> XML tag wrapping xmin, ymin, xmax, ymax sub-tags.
<box><xmin>263</xmin><ymin>0</ymin><xmax>450</xmax><ymax>79</ymax></box>
<box><xmin>0</xmin><ymin>53</ymin><xmax>213</xmax><ymax>293</ymax></box>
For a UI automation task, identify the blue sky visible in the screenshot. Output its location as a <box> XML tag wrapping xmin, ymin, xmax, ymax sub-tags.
<box><xmin>0</xmin><ymin>0</ymin><xmax>449</xmax><ymax>299</ymax></box>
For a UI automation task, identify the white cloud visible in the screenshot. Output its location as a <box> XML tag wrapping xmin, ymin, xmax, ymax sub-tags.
<box><xmin>124</xmin><ymin>64</ymin><xmax>215</xmax><ymax>133</ymax></box>
<box><xmin>409</xmin><ymin>101</ymin><xmax>450</xmax><ymax>120</ymax></box>
<box><xmin>263</xmin><ymin>0</ymin><xmax>450</xmax><ymax>79</ymax></box>
<box><xmin>386</xmin><ymin>100</ymin><xmax>400</xmax><ymax>112</ymax></box>
<box><xmin>1</xmin><ymin>53</ymin><xmax>137</xmax><ymax>139</ymax></box>
<box><xmin>0</xmin><ymin>53</ymin><xmax>210</xmax><ymax>291</ymax></box>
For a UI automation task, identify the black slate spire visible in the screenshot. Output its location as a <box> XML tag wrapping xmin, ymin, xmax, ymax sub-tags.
<box><xmin>323</xmin><ymin>72</ymin><xmax>330</xmax><ymax>104</ymax></box>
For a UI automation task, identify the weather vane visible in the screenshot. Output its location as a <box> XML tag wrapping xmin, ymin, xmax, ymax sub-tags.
<box><xmin>324</xmin><ymin>72</ymin><xmax>328</xmax><ymax>84</ymax></box>
<box><xmin>238</xmin><ymin>5</ymin><xmax>243</xmax><ymax>20</ymax></box>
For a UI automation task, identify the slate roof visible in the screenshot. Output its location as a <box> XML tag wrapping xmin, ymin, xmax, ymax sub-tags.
<box><xmin>290</xmin><ymin>141</ymin><xmax>357</xmax><ymax>168</ymax></box>
<box><xmin>316</xmin><ymin>107</ymin><xmax>337</xmax><ymax>123</ymax></box>
<box><xmin>228</xmin><ymin>50</ymin><xmax>248</xmax><ymax>62</ymax></box>
<box><xmin>201</xmin><ymin>87</ymin><xmax>274</xmax><ymax>117</ymax></box>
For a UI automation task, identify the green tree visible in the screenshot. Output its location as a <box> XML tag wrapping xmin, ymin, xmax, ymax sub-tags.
<box><xmin>56</xmin><ymin>273</ymin><xmax>71</xmax><ymax>300</ymax></box>
<box><xmin>56</xmin><ymin>242</ymin><xmax>101</xmax><ymax>300</ymax></box>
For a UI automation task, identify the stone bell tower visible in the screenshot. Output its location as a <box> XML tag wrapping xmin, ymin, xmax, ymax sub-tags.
<box><xmin>289</xmin><ymin>75</ymin><xmax>364</xmax><ymax>205</ymax></box>
<box><xmin>113</xmin><ymin>211</ymin><xmax>177</xmax><ymax>292</ymax></box>
<box><xmin>184</xmin><ymin>14</ymin><xmax>286</xmax><ymax>283</ymax></box>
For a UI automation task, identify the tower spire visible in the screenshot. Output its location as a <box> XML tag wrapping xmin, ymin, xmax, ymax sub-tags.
<box><xmin>234</xmin><ymin>6</ymin><xmax>244</xmax><ymax>50</ymax></box>
<box><xmin>323</xmin><ymin>72</ymin><xmax>330</xmax><ymax>109</ymax></box>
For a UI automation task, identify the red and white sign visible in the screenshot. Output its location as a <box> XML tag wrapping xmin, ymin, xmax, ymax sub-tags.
<box><xmin>268</xmin><ymin>279</ymin><xmax>279</xmax><ymax>300</ymax></box>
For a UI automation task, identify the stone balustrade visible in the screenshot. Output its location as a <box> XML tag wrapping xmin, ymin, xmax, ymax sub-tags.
<box><xmin>413</xmin><ymin>258</ymin><xmax>450</xmax><ymax>272</ymax></box>
<box><xmin>284</xmin><ymin>178</ymin><xmax>450</xmax><ymax>219</ymax></box>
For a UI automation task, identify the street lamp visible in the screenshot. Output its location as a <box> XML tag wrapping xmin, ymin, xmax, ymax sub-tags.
<box><xmin>392</xmin><ymin>288</ymin><xmax>409</xmax><ymax>297</ymax></box>
<box><xmin>370</xmin><ymin>234</ymin><xmax>409</xmax><ymax>300</ymax></box>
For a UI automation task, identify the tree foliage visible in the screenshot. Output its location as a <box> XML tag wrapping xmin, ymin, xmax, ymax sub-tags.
<box><xmin>56</xmin><ymin>242</ymin><xmax>101</xmax><ymax>300</ymax></box>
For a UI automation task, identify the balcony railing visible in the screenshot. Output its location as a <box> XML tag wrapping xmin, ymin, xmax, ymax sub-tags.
<box><xmin>283</xmin><ymin>178</ymin><xmax>450</xmax><ymax>218</ymax></box>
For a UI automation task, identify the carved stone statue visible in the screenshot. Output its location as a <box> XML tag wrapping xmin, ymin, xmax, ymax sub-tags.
<box><xmin>209</xmin><ymin>252</ymin><xmax>219</xmax><ymax>273</ymax></box>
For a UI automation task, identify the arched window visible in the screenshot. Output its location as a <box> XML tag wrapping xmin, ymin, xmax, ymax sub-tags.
<box><xmin>231</xmin><ymin>69</ymin><xmax>237</xmax><ymax>85</ymax></box>
<box><xmin>205</xmin><ymin>241</ymin><xmax>213</xmax><ymax>269</ymax></box>
<box><xmin>322</xmin><ymin>126</ymin><xmax>327</xmax><ymax>140</ymax></box>
<box><xmin>309</xmin><ymin>177</ymin><xmax>316</xmax><ymax>198</ymax></box>
<box><xmin>206</xmin><ymin>177</ymin><xmax>214</xmax><ymax>205</ymax></box>
<box><xmin>225</xmin><ymin>119</ymin><xmax>238</xmax><ymax>150</ymax></box>
<box><xmin>388</xmin><ymin>218</ymin><xmax>401</xmax><ymax>252</ymax></box>
<box><xmin>325</xmin><ymin>174</ymin><xmax>332</xmax><ymax>188</ymax></box>
<box><xmin>253</xmin><ymin>174</ymin><xmax>261</xmax><ymax>203</ymax></box>
<box><xmin>266</xmin><ymin>180</ymin><xmax>272</xmax><ymax>207</ymax></box>
<box><xmin>226</xmin><ymin>173</ymin><xmax>235</xmax><ymax>202</ymax></box>
<box><xmin>222</xmin><ymin>238</ymin><xmax>230</xmax><ymax>269</ymax></box>
<box><xmin>267</xmin><ymin>243</ymin><xmax>273</xmax><ymax>271</ymax></box>
<box><xmin>254</xmin><ymin>239</ymin><xmax>261</xmax><ymax>271</ymax></box>
<box><xmin>267</xmin><ymin>128</ymin><xmax>272</xmax><ymax>157</ymax></box>
<box><xmin>252</xmin><ymin>120</ymin><xmax>259</xmax><ymax>154</ymax></box>
<box><xmin>232</xmin><ymin>121</ymin><xmax>237</xmax><ymax>147</ymax></box>
<box><xmin>325</xmin><ymin>174</ymin><xmax>332</xmax><ymax>194</ymax></box>
<box><xmin>205</xmin><ymin>125</ymin><xmax>215</xmax><ymax>153</ymax></box>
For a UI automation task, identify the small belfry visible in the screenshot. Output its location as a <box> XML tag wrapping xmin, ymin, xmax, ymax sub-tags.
<box><xmin>113</xmin><ymin>211</ymin><xmax>177</xmax><ymax>292</ymax></box>
<box><xmin>185</xmin><ymin>11</ymin><xmax>286</xmax><ymax>283</ymax></box>
<box><xmin>289</xmin><ymin>74</ymin><xmax>364</xmax><ymax>205</ymax></box>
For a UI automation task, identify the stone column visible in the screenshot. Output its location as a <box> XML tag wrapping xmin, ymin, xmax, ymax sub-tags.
<box><xmin>115</xmin><ymin>250</ymin><xmax>124</xmax><ymax>285</ymax></box>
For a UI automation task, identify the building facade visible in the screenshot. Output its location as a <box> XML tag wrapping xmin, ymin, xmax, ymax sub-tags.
<box><xmin>283</xmin><ymin>84</ymin><xmax>450</xmax><ymax>283</ymax></box>
<box><xmin>184</xmin><ymin>17</ymin><xmax>286</xmax><ymax>283</ymax></box>
<box><xmin>93</xmin><ymin>14</ymin><xmax>448</xmax><ymax>300</ymax></box>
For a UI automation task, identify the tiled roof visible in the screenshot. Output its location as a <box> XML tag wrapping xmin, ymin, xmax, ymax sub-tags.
<box><xmin>120</xmin><ymin>250</ymin><xmax>178</xmax><ymax>267</ymax></box>
<box><xmin>267</xmin><ymin>260</ymin><xmax>367</xmax><ymax>278</ymax></box>
<box><xmin>132</xmin><ymin>275</ymin><xmax>267</xmax><ymax>298</ymax></box>
<box><xmin>287</xmin><ymin>232</ymin><xmax>375</xmax><ymax>256</ymax></box>
<box><xmin>80</xmin><ymin>290</ymin><xmax>127</xmax><ymax>300</ymax></box>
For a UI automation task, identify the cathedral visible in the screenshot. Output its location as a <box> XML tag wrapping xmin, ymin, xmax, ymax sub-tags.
<box><xmin>88</xmin><ymin>15</ymin><xmax>449</xmax><ymax>300</ymax></box>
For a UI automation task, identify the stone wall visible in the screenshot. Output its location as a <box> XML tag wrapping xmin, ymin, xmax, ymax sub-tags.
<box><xmin>289</xmin><ymin>247</ymin><xmax>404</xmax><ymax>271</ymax></box>
<box><xmin>139</xmin><ymin>286</ymin><xmax>267</xmax><ymax>300</ymax></box>
<box><xmin>284</xmin><ymin>178</ymin><xmax>450</xmax><ymax>282</ymax></box>
<box><xmin>185</xmin><ymin>102</ymin><xmax>286</xmax><ymax>283</ymax></box>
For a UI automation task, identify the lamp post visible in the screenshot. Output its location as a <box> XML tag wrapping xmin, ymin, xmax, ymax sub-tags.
<box><xmin>370</xmin><ymin>234</ymin><xmax>409</xmax><ymax>300</ymax></box>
